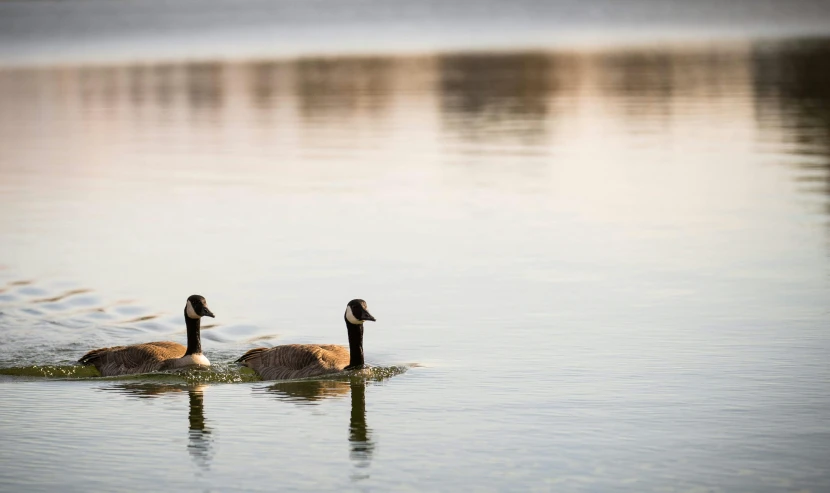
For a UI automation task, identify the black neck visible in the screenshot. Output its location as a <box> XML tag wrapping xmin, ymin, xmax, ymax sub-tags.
<box><xmin>184</xmin><ymin>309</ymin><xmax>202</xmax><ymax>355</ymax></box>
<box><xmin>346</xmin><ymin>320</ymin><xmax>364</xmax><ymax>368</ymax></box>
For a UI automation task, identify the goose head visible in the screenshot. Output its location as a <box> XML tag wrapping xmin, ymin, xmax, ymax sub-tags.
<box><xmin>185</xmin><ymin>295</ymin><xmax>215</xmax><ymax>319</ymax></box>
<box><xmin>344</xmin><ymin>299</ymin><xmax>375</xmax><ymax>325</ymax></box>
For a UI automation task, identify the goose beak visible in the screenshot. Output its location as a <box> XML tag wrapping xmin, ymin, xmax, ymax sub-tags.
<box><xmin>361</xmin><ymin>310</ymin><xmax>376</xmax><ymax>322</ymax></box>
<box><xmin>201</xmin><ymin>306</ymin><xmax>215</xmax><ymax>318</ymax></box>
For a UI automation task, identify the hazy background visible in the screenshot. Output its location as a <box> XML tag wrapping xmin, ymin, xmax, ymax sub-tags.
<box><xmin>3</xmin><ymin>0</ymin><xmax>830</xmax><ymax>66</ymax></box>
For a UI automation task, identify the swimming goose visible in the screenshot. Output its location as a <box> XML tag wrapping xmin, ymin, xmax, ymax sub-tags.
<box><xmin>78</xmin><ymin>294</ymin><xmax>214</xmax><ymax>376</ymax></box>
<box><xmin>236</xmin><ymin>299</ymin><xmax>375</xmax><ymax>380</ymax></box>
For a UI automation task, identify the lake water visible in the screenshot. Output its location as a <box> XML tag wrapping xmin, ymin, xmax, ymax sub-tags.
<box><xmin>1</xmin><ymin>19</ymin><xmax>830</xmax><ymax>493</ymax></box>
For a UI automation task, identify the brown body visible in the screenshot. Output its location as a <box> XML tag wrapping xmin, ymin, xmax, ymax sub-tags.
<box><xmin>78</xmin><ymin>342</ymin><xmax>208</xmax><ymax>377</ymax></box>
<box><xmin>237</xmin><ymin>344</ymin><xmax>351</xmax><ymax>380</ymax></box>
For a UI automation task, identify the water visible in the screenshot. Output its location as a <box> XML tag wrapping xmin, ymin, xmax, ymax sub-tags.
<box><xmin>1</xmin><ymin>22</ymin><xmax>830</xmax><ymax>493</ymax></box>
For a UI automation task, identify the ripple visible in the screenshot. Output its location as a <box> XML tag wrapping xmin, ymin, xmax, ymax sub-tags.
<box><xmin>214</xmin><ymin>324</ymin><xmax>261</xmax><ymax>337</ymax></box>
<box><xmin>129</xmin><ymin>365</ymin><xmax>263</xmax><ymax>384</ymax></box>
<box><xmin>264</xmin><ymin>379</ymin><xmax>352</xmax><ymax>403</ymax></box>
<box><xmin>0</xmin><ymin>362</ymin><xmax>410</xmax><ymax>385</ymax></box>
<box><xmin>64</xmin><ymin>295</ymin><xmax>100</xmax><ymax>307</ymax></box>
<box><xmin>244</xmin><ymin>333</ymin><xmax>280</xmax><ymax>343</ymax></box>
<box><xmin>0</xmin><ymin>365</ymin><xmax>100</xmax><ymax>379</ymax></box>
<box><xmin>39</xmin><ymin>302</ymin><xmax>72</xmax><ymax>312</ymax></box>
<box><xmin>112</xmin><ymin>305</ymin><xmax>150</xmax><ymax>316</ymax></box>
<box><xmin>99</xmin><ymin>382</ymin><xmax>192</xmax><ymax>398</ymax></box>
<box><xmin>201</xmin><ymin>331</ymin><xmax>232</xmax><ymax>343</ymax></box>
<box><xmin>15</xmin><ymin>286</ymin><xmax>48</xmax><ymax>296</ymax></box>
<box><xmin>251</xmin><ymin>365</ymin><xmax>409</xmax><ymax>404</ymax></box>
<box><xmin>32</xmin><ymin>288</ymin><xmax>93</xmax><ymax>304</ymax></box>
<box><xmin>119</xmin><ymin>314</ymin><xmax>161</xmax><ymax>324</ymax></box>
<box><xmin>0</xmin><ymin>363</ymin><xmax>262</xmax><ymax>384</ymax></box>
<box><xmin>83</xmin><ymin>311</ymin><xmax>116</xmax><ymax>321</ymax></box>
<box><xmin>132</xmin><ymin>321</ymin><xmax>175</xmax><ymax>333</ymax></box>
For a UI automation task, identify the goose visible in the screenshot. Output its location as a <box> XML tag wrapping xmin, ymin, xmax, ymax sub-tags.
<box><xmin>236</xmin><ymin>299</ymin><xmax>375</xmax><ymax>380</ymax></box>
<box><xmin>78</xmin><ymin>294</ymin><xmax>214</xmax><ymax>376</ymax></box>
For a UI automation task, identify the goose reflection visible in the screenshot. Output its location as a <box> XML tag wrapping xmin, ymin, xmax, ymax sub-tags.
<box><xmin>264</xmin><ymin>377</ymin><xmax>379</xmax><ymax>478</ymax></box>
<box><xmin>347</xmin><ymin>380</ymin><xmax>373</xmax><ymax>473</ymax></box>
<box><xmin>264</xmin><ymin>379</ymin><xmax>352</xmax><ymax>403</ymax></box>
<box><xmin>101</xmin><ymin>383</ymin><xmax>214</xmax><ymax>470</ymax></box>
<box><xmin>186</xmin><ymin>386</ymin><xmax>213</xmax><ymax>470</ymax></box>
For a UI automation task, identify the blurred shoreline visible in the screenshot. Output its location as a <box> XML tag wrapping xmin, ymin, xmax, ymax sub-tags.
<box><xmin>2</xmin><ymin>0</ymin><xmax>829</xmax><ymax>69</ymax></box>
<box><xmin>3</xmin><ymin>35</ymin><xmax>829</xmax><ymax>72</ymax></box>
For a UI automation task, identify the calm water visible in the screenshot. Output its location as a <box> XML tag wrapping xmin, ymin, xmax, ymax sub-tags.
<box><xmin>2</xmin><ymin>36</ymin><xmax>830</xmax><ymax>491</ymax></box>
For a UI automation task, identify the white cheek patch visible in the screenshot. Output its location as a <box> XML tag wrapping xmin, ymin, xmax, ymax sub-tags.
<box><xmin>186</xmin><ymin>300</ymin><xmax>200</xmax><ymax>319</ymax></box>
<box><xmin>345</xmin><ymin>305</ymin><xmax>363</xmax><ymax>324</ymax></box>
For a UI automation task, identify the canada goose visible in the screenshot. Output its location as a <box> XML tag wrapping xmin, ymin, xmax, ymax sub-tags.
<box><xmin>237</xmin><ymin>299</ymin><xmax>375</xmax><ymax>380</ymax></box>
<box><xmin>78</xmin><ymin>295</ymin><xmax>214</xmax><ymax>376</ymax></box>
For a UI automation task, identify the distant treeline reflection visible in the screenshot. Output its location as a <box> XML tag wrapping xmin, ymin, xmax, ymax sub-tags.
<box><xmin>2</xmin><ymin>40</ymin><xmax>827</xmax><ymax>217</ymax></box>
<box><xmin>752</xmin><ymin>39</ymin><xmax>830</xmax><ymax>217</ymax></box>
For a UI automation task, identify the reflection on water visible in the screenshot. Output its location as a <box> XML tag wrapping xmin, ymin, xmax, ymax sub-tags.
<box><xmin>187</xmin><ymin>387</ymin><xmax>213</xmax><ymax>470</ymax></box>
<box><xmin>2</xmin><ymin>41</ymin><xmax>823</xmax><ymax>206</ymax></box>
<box><xmin>186</xmin><ymin>63</ymin><xmax>224</xmax><ymax>111</ymax></box>
<box><xmin>265</xmin><ymin>379</ymin><xmax>352</xmax><ymax>403</ymax></box>
<box><xmin>752</xmin><ymin>39</ymin><xmax>830</xmax><ymax>221</ymax></box>
<box><xmin>296</xmin><ymin>58</ymin><xmax>393</xmax><ymax>120</ymax></box>
<box><xmin>248</xmin><ymin>62</ymin><xmax>283</xmax><ymax>110</ymax></box>
<box><xmin>2</xmin><ymin>42</ymin><xmax>828</xmax><ymax>206</ymax></box>
<box><xmin>102</xmin><ymin>383</ymin><xmax>214</xmax><ymax>470</ymax></box>
<box><xmin>347</xmin><ymin>381</ymin><xmax>373</xmax><ymax>476</ymax></box>
<box><xmin>262</xmin><ymin>375</ymin><xmax>392</xmax><ymax>480</ymax></box>
<box><xmin>440</xmin><ymin>53</ymin><xmax>552</xmax><ymax>147</ymax></box>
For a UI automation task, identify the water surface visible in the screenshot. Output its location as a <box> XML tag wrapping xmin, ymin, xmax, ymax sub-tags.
<box><xmin>1</xmin><ymin>38</ymin><xmax>830</xmax><ymax>491</ymax></box>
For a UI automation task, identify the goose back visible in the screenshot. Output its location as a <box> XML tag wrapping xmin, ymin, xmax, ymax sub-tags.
<box><xmin>78</xmin><ymin>341</ymin><xmax>190</xmax><ymax>376</ymax></box>
<box><xmin>237</xmin><ymin>344</ymin><xmax>350</xmax><ymax>380</ymax></box>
